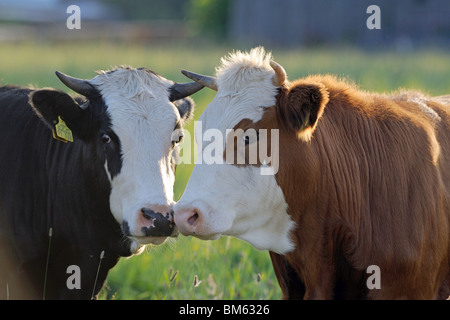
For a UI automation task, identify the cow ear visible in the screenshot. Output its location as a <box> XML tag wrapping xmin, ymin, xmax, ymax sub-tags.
<box><xmin>173</xmin><ymin>96</ymin><xmax>195</xmax><ymax>123</ymax></box>
<box><xmin>277</xmin><ymin>82</ymin><xmax>329</xmax><ymax>142</ymax></box>
<box><xmin>29</xmin><ymin>89</ymin><xmax>89</xmax><ymax>141</ymax></box>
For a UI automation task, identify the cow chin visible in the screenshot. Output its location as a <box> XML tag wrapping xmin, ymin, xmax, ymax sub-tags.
<box><xmin>134</xmin><ymin>236</ymin><xmax>168</xmax><ymax>245</ymax></box>
<box><xmin>124</xmin><ymin>221</ymin><xmax>179</xmax><ymax>254</ymax></box>
<box><xmin>194</xmin><ymin>233</ymin><xmax>222</xmax><ymax>241</ymax></box>
<box><xmin>129</xmin><ymin>236</ymin><xmax>168</xmax><ymax>254</ymax></box>
<box><xmin>130</xmin><ymin>240</ymin><xmax>145</xmax><ymax>255</ymax></box>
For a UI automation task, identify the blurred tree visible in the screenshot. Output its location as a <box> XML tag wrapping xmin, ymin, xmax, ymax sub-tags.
<box><xmin>187</xmin><ymin>0</ymin><xmax>230</xmax><ymax>39</ymax></box>
<box><xmin>98</xmin><ymin>0</ymin><xmax>231</xmax><ymax>40</ymax></box>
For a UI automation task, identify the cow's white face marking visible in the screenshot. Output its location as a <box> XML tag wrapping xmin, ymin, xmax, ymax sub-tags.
<box><xmin>104</xmin><ymin>160</ymin><xmax>112</xmax><ymax>183</ymax></box>
<box><xmin>175</xmin><ymin>48</ymin><xmax>295</xmax><ymax>254</ymax></box>
<box><xmin>89</xmin><ymin>68</ymin><xmax>180</xmax><ymax>251</ymax></box>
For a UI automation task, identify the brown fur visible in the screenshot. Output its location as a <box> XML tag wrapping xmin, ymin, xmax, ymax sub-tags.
<box><xmin>232</xmin><ymin>75</ymin><xmax>450</xmax><ymax>299</ymax></box>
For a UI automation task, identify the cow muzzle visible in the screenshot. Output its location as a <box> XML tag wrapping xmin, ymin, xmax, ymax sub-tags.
<box><xmin>174</xmin><ymin>202</ymin><xmax>222</xmax><ymax>240</ymax></box>
<box><xmin>173</xmin><ymin>207</ymin><xmax>201</xmax><ymax>235</ymax></box>
<box><xmin>122</xmin><ymin>204</ymin><xmax>178</xmax><ymax>243</ymax></box>
<box><xmin>140</xmin><ymin>206</ymin><xmax>177</xmax><ymax>237</ymax></box>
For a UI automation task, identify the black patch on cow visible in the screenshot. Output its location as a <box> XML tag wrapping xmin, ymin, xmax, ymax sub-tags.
<box><xmin>141</xmin><ymin>208</ymin><xmax>175</xmax><ymax>237</ymax></box>
<box><xmin>30</xmin><ymin>86</ymin><xmax>123</xmax><ymax>181</ymax></box>
<box><xmin>122</xmin><ymin>220</ymin><xmax>131</xmax><ymax>236</ymax></box>
<box><xmin>90</xmin><ymin>93</ymin><xmax>123</xmax><ymax>180</ymax></box>
<box><xmin>92</xmin><ymin>98</ymin><xmax>123</xmax><ymax>180</ymax></box>
<box><xmin>173</xmin><ymin>97</ymin><xmax>195</xmax><ymax>122</ymax></box>
<box><xmin>101</xmin><ymin>129</ymin><xmax>123</xmax><ymax>180</ymax></box>
<box><xmin>0</xmin><ymin>84</ymin><xmax>129</xmax><ymax>299</ymax></box>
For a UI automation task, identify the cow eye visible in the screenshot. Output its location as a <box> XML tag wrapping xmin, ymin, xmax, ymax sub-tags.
<box><xmin>174</xmin><ymin>133</ymin><xmax>184</xmax><ymax>144</ymax></box>
<box><xmin>171</xmin><ymin>129</ymin><xmax>184</xmax><ymax>144</ymax></box>
<box><xmin>101</xmin><ymin>133</ymin><xmax>112</xmax><ymax>145</ymax></box>
<box><xmin>243</xmin><ymin>131</ymin><xmax>259</xmax><ymax>145</ymax></box>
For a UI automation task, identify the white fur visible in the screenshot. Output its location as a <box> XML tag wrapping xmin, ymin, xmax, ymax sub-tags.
<box><xmin>410</xmin><ymin>97</ymin><xmax>441</xmax><ymax>122</ymax></box>
<box><xmin>89</xmin><ymin>67</ymin><xmax>180</xmax><ymax>252</ymax></box>
<box><xmin>216</xmin><ymin>47</ymin><xmax>278</xmax><ymax>97</ymax></box>
<box><xmin>175</xmin><ymin>47</ymin><xmax>295</xmax><ymax>254</ymax></box>
<box><xmin>104</xmin><ymin>160</ymin><xmax>112</xmax><ymax>183</ymax></box>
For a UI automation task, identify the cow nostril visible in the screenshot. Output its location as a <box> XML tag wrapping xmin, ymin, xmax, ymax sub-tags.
<box><xmin>141</xmin><ymin>208</ymin><xmax>153</xmax><ymax>220</ymax></box>
<box><xmin>188</xmin><ymin>211</ymin><xmax>199</xmax><ymax>226</ymax></box>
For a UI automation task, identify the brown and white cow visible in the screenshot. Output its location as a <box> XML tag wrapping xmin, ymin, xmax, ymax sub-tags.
<box><xmin>174</xmin><ymin>47</ymin><xmax>450</xmax><ymax>299</ymax></box>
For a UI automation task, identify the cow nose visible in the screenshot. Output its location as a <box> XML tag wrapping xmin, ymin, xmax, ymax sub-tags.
<box><xmin>139</xmin><ymin>204</ymin><xmax>177</xmax><ymax>237</ymax></box>
<box><xmin>174</xmin><ymin>206</ymin><xmax>202</xmax><ymax>235</ymax></box>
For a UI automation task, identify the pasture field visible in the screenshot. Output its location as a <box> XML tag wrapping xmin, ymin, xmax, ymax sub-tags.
<box><xmin>0</xmin><ymin>41</ymin><xmax>448</xmax><ymax>299</ymax></box>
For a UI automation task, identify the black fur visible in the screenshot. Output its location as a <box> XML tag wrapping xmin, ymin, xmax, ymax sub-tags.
<box><xmin>0</xmin><ymin>85</ymin><xmax>128</xmax><ymax>299</ymax></box>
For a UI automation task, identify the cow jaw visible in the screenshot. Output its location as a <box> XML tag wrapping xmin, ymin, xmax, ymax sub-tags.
<box><xmin>130</xmin><ymin>241</ymin><xmax>145</xmax><ymax>255</ymax></box>
<box><xmin>128</xmin><ymin>236</ymin><xmax>165</xmax><ymax>255</ymax></box>
<box><xmin>174</xmin><ymin>165</ymin><xmax>296</xmax><ymax>254</ymax></box>
<box><xmin>128</xmin><ymin>231</ymin><xmax>173</xmax><ymax>255</ymax></box>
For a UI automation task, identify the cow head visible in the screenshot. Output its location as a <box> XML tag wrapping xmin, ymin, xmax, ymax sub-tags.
<box><xmin>174</xmin><ymin>47</ymin><xmax>329</xmax><ymax>254</ymax></box>
<box><xmin>29</xmin><ymin>67</ymin><xmax>203</xmax><ymax>254</ymax></box>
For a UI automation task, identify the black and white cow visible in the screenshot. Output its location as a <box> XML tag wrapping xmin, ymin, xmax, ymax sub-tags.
<box><xmin>0</xmin><ymin>67</ymin><xmax>203</xmax><ymax>299</ymax></box>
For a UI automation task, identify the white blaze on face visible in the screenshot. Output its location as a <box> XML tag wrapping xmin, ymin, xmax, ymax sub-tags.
<box><xmin>175</xmin><ymin>47</ymin><xmax>295</xmax><ymax>254</ymax></box>
<box><xmin>89</xmin><ymin>68</ymin><xmax>179</xmax><ymax>250</ymax></box>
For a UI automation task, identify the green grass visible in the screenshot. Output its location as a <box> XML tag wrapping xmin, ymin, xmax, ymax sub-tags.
<box><xmin>100</xmin><ymin>237</ymin><xmax>279</xmax><ymax>300</ymax></box>
<box><xmin>0</xmin><ymin>41</ymin><xmax>448</xmax><ymax>299</ymax></box>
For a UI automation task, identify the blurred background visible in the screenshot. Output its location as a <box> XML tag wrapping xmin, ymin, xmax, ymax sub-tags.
<box><xmin>1</xmin><ymin>0</ymin><xmax>449</xmax><ymax>47</ymax></box>
<box><xmin>0</xmin><ymin>0</ymin><xmax>449</xmax><ymax>299</ymax></box>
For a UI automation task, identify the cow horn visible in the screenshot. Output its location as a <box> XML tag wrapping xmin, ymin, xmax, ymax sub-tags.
<box><xmin>169</xmin><ymin>81</ymin><xmax>205</xmax><ymax>102</ymax></box>
<box><xmin>181</xmin><ymin>70</ymin><xmax>218</xmax><ymax>91</ymax></box>
<box><xmin>270</xmin><ymin>61</ymin><xmax>286</xmax><ymax>87</ymax></box>
<box><xmin>55</xmin><ymin>71</ymin><xmax>96</xmax><ymax>97</ymax></box>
